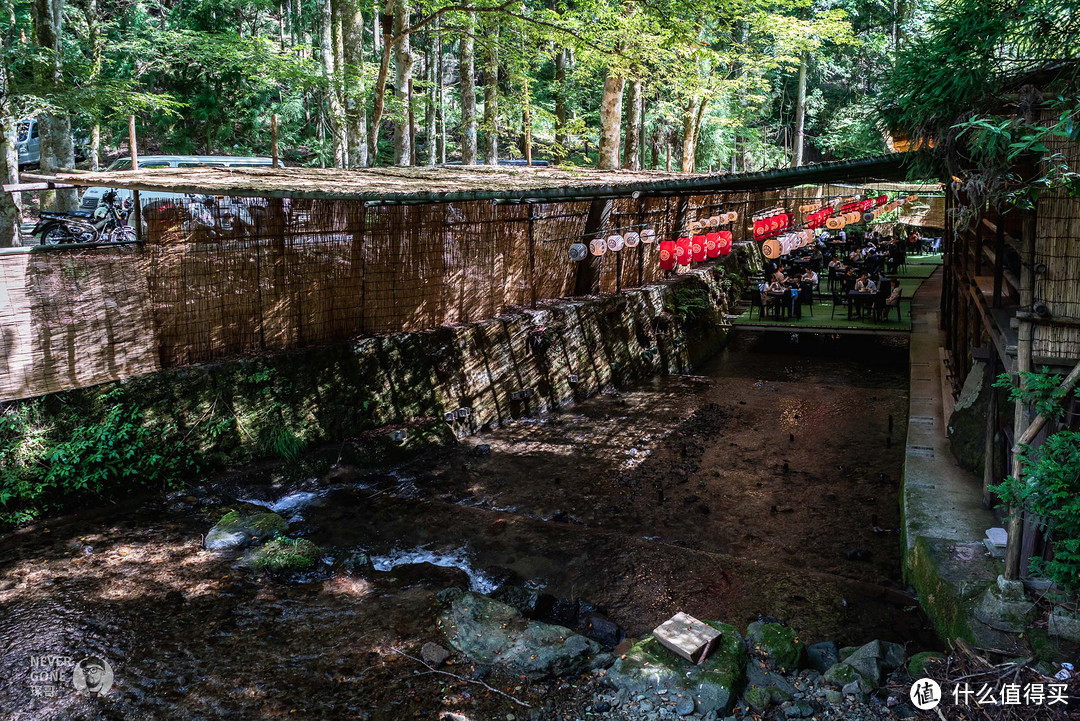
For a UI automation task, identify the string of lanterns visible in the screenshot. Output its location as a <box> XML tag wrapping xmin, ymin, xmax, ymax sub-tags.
<box><xmin>564</xmin><ymin>192</ymin><xmax>922</xmax><ymax>267</ymax></box>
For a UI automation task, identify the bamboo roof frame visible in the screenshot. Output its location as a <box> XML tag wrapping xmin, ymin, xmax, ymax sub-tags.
<box><xmin>50</xmin><ymin>153</ymin><xmax>922</xmax><ymax>204</ymax></box>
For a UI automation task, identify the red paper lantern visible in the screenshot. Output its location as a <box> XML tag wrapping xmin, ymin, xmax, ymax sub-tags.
<box><xmin>705</xmin><ymin>232</ymin><xmax>720</xmax><ymax>258</ymax></box>
<box><xmin>692</xmin><ymin>234</ymin><xmax>707</xmax><ymax>262</ymax></box>
<box><xmin>717</xmin><ymin>231</ymin><xmax>733</xmax><ymax>256</ymax></box>
<box><xmin>876</xmin><ymin>195</ymin><xmax>888</xmax><ymax>206</ymax></box>
<box><xmin>754</xmin><ymin>219</ymin><xmax>767</xmax><ymax>239</ymax></box>
<box><xmin>676</xmin><ymin>236</ymin><xmax>692</xmax><ymax>265</ymax></box>
<box><xmin>658</xmin><ymin>239</ymin><xmax>677</xmax><ymax>270</ymax></box>
<box><xmin>769</xmin><ymin>215</ymin><xmax>781</xmax><ymax>232</ymax></box>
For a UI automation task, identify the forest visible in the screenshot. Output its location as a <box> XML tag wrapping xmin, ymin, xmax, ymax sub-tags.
<box><xmin>0</xmin><ymin>0</ymin><xmax>918</xmax><ymax>183</ymax></box>
<box><xmin>1</xmin><ymin>0</ymin><xmax>1077</xmax><ymax>224</ymax></box>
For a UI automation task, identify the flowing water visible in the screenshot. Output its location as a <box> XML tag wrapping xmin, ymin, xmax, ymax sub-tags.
<box><xmin>0</xmin><ymin>330</ymin><xmax>938</xmax><ymax>720</ymax></box>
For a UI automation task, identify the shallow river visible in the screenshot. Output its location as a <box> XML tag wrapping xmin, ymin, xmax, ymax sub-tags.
<box><xmin>0</xmin><ymin>330</ymin><xmax>938</xmax><ymax>719</ymax></box>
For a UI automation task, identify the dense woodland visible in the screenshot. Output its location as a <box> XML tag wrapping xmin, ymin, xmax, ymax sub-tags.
<box><xmin>0</xmin><ymin>0</ymin><xmax>1076</xmax><ymax>241</ymax></box>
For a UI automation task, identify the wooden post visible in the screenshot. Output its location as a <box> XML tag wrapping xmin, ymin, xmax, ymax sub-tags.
<box><xmin>636</xmin><ymin>197</ymin><xmax>645</xmax><ymax>287</ymax></box>
<box><xmin>573</xmin><ymin>198</ymin><xmax>613</xmax><ymax>296</ymax></box>
<box><xmin>271</xmin><ymin>114</ymin><xmax>279</xmax><ymax>166</ymax></box>
<box><xmin>129</xmin><ymin>114</ymin><xmax>141</xmax><ymax>242</ymax></box>
<box><xmin>527</xmin><ymin>203</ymin><xmax>537</xmax><ymax>309</ymax></box>
<box><xmin>128</xmin><ymin>114</ymin><xmax>138</xmax><ymax>170</ymax></box>
<box><xmin>993</xmin><ymin>205</ymin><xmax>1005</xmax><ymax>307</ymax></box>
<box><xmin>1004</xmin><ymin>209</ymin><xmax>1037</xmax><ymax>580</ymax></box>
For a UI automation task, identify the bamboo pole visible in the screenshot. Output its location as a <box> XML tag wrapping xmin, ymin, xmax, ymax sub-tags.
<box><xmin>1004</xmin><ymin>210</ymin><xmax>1037</xmax><ymax>580</ymax></box>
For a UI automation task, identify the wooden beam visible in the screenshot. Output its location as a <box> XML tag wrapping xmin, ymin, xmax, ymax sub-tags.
<box><xmin>993</xmin><ymin>207</ymin><xmax>1005</xmax><ymax>307</ymax></box>
<box><xmin>2</xmin><ymin>182</ymin><xmax>76</xmax><ymax>193</ymax></box>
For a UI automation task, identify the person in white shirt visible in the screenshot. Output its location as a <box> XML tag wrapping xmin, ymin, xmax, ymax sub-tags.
<box><xmin>802</xmin><ymin>268</ymin><xmax>818</xmax><ymax>288</ymax></box>
<box><xmin>854</xmin><ymin>273</ymin><xmax>877</xmax><ymax>293</ymax></box>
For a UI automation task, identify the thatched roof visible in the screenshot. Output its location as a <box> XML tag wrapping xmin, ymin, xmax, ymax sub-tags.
<box><xmin>56</xmin><ymin>154</ymin><xmax>919</xmax><ymax>203</ymax></box>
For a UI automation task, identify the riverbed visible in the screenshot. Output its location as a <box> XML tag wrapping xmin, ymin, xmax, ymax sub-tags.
<box><xmin>0</xmin><ymin>330</ymin><xmax>937</xmax><ymax>720</ymax></box>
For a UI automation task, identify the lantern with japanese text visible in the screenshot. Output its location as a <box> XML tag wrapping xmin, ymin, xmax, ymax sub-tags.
<box><xmin>640</xmin><ymin>227</ymin><xmax>656</xmax><ymax>244</ymax></box>
<box><xmin>704</xmin><ymin>232</ymin><xmax>720</xmax><ymax>258</ymax></box>
<box><xmin>692</xmin><ymin>235</ymin><xmax>707</xmax><ymax>262</ymax></box>
<box><xmin>624</xmin><ymin>231</ymin><xmax>640</xmax><ymax>247</ymax></box>
<box><xmin>676</xmin><ymin>236</ymin><xmax>692</xmax><ymax>265</ymax></box>
<box><xmin>658</xmin><ymin>239</ymin><xmax>676</xmax><ymax>270</ymax></box>
<box><xmin>762</xmin><ymin>238</ymin><xmax>781</xmax><ymax>259</ymax></box>
<box><xmin>589</xmin><ymin>237</ymin><xmax>607</xmax><ymax>256</ymax></box>
<box><xmin>717</xmin><ymin>230</ymin><xmax>733</xmax><ymax>255</ymax></box>
<box><xmin>607</xmin><ymin>234</ymin><xmax>624</xmax><ymax>252</ymax></box>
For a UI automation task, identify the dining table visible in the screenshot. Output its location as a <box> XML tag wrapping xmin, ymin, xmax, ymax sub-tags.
<box><xmin>847</xmin><ymin>289</ymin><xmax>877</xmax><ymax>319</ymax></box>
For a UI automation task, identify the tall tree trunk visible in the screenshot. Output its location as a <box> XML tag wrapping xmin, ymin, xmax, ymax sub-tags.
<box><xmin>554</xmin><ymin>47</ymin><xmax>568</xmax><ymax>158</ymax></box>
<box><xmin>425</xmin><ymin>33</ymin><xmax>437</xmax><ymax>165</ymax></box>
<box><xmin>459</xmin><ymin>11</ymin><xmax>477</xmax><ymax>164</ymax></box>
<box><xmin>391</xmin><ymin>0</ymin><xmax>412</xmax><ymax>165</ymax></box>
<box><xmin>367</xmin><ymin>1</ymin><xmax>396</xmax><ymax>166</ymax></box>
<box><xmin>680</xmin><ymin>96</ymin><xmax>707</xmax><ymax>172</ymax></box>
<box><xmin>81</xmin><ymin>0</ymin><xmax>103</xmax><ymax>171</ymax></box>
<box><xmin>793</xmin><ymin>52</ymin><xmax>807</xmax><ymax>167</ymax></box>
<box><xmin>622</xmin><ymin>78</ymin><xmax>641</xmax><ymax>169</ymax></box>
<box><xmin>320</xmin><ymin>0</ymin><xmax>345</xmax><ymax>166</ymax></box>
<box><xmin>32</xmin><ymin>0</ymin><xmax>76</xmax><ymax>211</ymax></box>
<box><xmin>436</xmin><ymin>18</ymin><xmax>446</xmax><ymax>163</ymax></box>
<box><xmin>597</xmin><ymin>68</ymin><xmax>624</xmax><ymax>169</ymax></box>
<box><xmin>0</xmin><ymin>59</ymin><xmax>21</xmax><ymax>247</ymax></box>
<box><xmin>481</xmin><ymin>24</ymin><xmax>498</xmax><ymax>165</ymax></box>
<box><xmin>342</xmin><ymin>0</ymin><xmax>368</xmax><ymax>166</ymax></box>
<box><xmin>333</xmin><ymin>0</ymin><xmax>346</xmax><ymax>165</ymax></box>
<box><xmin>521</xmin><ymin>47</ymin><xmax>531</xmax><ymax>166</ymax></box>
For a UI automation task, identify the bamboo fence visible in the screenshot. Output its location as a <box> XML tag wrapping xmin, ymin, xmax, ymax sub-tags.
<box><xmin>0</xmin><ymin>181</ymin><xmax>935</xmax><ymax>401</ymax></box>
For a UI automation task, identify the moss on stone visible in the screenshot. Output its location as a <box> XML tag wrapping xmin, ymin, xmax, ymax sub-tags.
<box><xmin>823</xmin><ymin>662</ymin><xmax>863</xmax><ymax>686</ymax></box>
<box><xmin>744</xmin><ymin>686</ymin><xmax>773</xmax><ymax>711</ymax></box>
<box><xmin>907</xmin><ymin>652</ymin><xmax>946</xmax><ymax>679</ymax></box>
<box><xmin>249</xmin><ymin>537</ymin><xmax>320</xmax><ymax>572</ymax></box>
<box><xmin>216</xmin><ymin>510</ymin><xmax>288</xmax><ymax>538</ymax></box>
<box><xmin>747</xmin><ymin>621</ymin><xmax>804</xmax><ymax>673</ymax></box>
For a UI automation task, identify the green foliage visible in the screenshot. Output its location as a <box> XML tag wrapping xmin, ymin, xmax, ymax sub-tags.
<box><xmin>993</xmin><ymin>369</ymin><xmax>1070</xmax><ymax>421</ymax></box>
<box><xmin>989</xmin><ymin>432</ymin><xmax>1080</xmax><ymax>595</ymax></box>
<box><xmin>249</xmin><ymin>536</ymin><xmax>320</xmax><ymax>572</ymax></box>
<box><xmin>0</xmin><ymin>391</ymin><xmax>197</xmax><ymax>527</ymax></box>
<box><xmin>665</xmin><ymin>286</ymin><xmax>710</xmax><ymax>324</ymax></box>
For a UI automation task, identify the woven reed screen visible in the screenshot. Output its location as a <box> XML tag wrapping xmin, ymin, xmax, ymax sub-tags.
<box><xmin>0</xmin><ymin>183</ymin><xmax>906</xmax><ymax>401</ymax></box>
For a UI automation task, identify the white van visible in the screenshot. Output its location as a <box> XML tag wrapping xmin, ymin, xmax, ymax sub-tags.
<box><xmin>17</xmin><ymin>119</ymin><xmax>41</xmax><ymax>167</ymax></box>
<box><xmin>77</xmin><ymin>155</ymin><xmax>281</xmax><ymax>215</ymax></box>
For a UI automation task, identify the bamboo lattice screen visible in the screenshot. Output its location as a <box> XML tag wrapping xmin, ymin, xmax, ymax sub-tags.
<box><xmin>0</xmin><ymin>182</ymin><xmax>928</xmax><ymax>401</ymax></box>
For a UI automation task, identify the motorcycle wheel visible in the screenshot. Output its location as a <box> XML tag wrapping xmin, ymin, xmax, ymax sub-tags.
<box><xmin>40</xmin><ymin>224</ymin><xmax>74</xmax><ymax>245</ymax></box>
<box><xmin>109</xmin><ymin>226</ymin><xmax>137</xmax><ymax>244</ymax></box>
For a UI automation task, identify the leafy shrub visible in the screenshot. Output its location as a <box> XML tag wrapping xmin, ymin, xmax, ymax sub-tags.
<box><xmin>0</xmin><ymin>391</ymin><xmax>196</xmax><ymax>527</ymax></box>
<box><xmin>665</xmin><ymin>286</ymin><xmax>710</xmax><ymax>324</ymax></box>
<box><xmin>994</xmin><ymin>370</ymin><xmax>1070</xmax><ymax>421</ymax></box>
<box><xmin>990</xmin><ymin>431</ymin><xmax>1080</xmax><ymax>595</ymax></box>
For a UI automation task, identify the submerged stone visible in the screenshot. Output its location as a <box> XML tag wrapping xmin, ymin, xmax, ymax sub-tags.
<box><xmin>605</xmin><ymin>621</ymin><xmax>746</xmax><ymax>715</ymax></box>
<box><xmin>205</xmin><ymin>509</ymin><xmax>288</xmax><ymax>550</ymax></box>
<box><xmin>437</xmin><ymin>588</ymin><xmax>599</xmax><ymax>679</ymax></box>
<box><xmin>247</xmin><ymin>537</ymin><xmax>320</xmax><ymax>572</ymax></box>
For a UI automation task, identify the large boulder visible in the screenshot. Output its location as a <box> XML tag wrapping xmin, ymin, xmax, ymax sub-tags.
<box><xmin>605</xmin><ymin>622</ymin><xmax>746</xmax><ymax>715</ymax></box>
<box><xmin>436</xmin><ymin>589</ymin><xmax>599</xmax><ymax>679</ymax></box>
<box><xmin>746</xmin><ymin>621</ymin><xmax>805</xmax><ymax>673</ymax></box>
<box><xmin>947</xmin><ymin>360</ymin><xmax>991</xmax><ymax>475</ymax></box>
<box><xmin>204</xmin><ymin>509</ymin><xmax>288</xmax><ymax>550</ymax></box>
<box><xmin>805</xmin><ymin>641</ymin><xmax>839</xmax><ymax>674</ymax></box>
<box><xmin>822</xmin><ymin>640</ymin><xmax>905</xmax><ymax>689</ymax></box>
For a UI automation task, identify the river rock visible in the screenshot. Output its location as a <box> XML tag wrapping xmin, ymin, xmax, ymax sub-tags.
<box><xmin>204</xmin><ymin>509</ymin><xmax>288</xmax><ymax>550</ymax></box>
<box><xmin>436</xmin><ymin>588</ymin><xmax>599</xmax><ymax>679</ymax></box>
<box><xmin>907</xmin><ymin>651</ymin><xmax>946</xmax><ymax>679</ymax></box>
<box><xmin>746</xmin><ymin>621</ymin><xmax>805</xmax><ymax>673</ymax></box>
<box><xmin>421</xmin><ymin>642</ymin><xmax>451</xmax><ymax>666</ymax></box>
<box><xmin>604</xmin><ymin>622</ymin><xmax>746</xmax><ymax>715</ymax></box>
<box><xmin>805</xmin><ymin>641</ymin><xmax>839</xmax><ymax>673</ymax></box>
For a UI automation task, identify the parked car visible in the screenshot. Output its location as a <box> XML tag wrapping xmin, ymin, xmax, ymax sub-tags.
<box><xmin>17</xmin><ymin>118</ymin><xmax>89</xmax><ymax>168</ymax></box>
<box><xmin>17</xmin><ymin>119</ymin><xmax>40</xmax><ymax>168</ymax></box>
<box><xmin>77</xmin><ymin>155</ymin><xmax>283</xmax><ymax>232</ymax></box>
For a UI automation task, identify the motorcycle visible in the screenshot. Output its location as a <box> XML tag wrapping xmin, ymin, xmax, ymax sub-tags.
<box><xmin>32</xmin><ymin>189</ymin><xmax>136</xmax><ymax>245</ymax></box>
